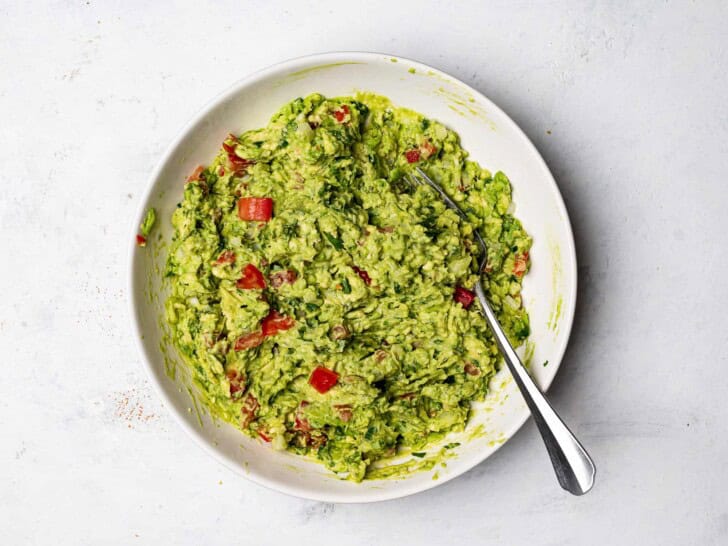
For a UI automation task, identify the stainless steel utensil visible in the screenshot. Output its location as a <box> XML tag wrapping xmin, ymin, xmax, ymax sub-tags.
<box><xmin>407</xmin><ymin>166</ymin><xmax>595</xmax><ymax>495</ymax></box>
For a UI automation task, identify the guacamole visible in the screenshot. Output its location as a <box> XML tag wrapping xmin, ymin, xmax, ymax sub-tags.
<box><xmin>136</xmin><ymin>207</ymin><xmax>156</xmax><ymax>247</ymax></box>
<box><xmin>164</xmin><ymin>93</ymin><xmax>531</xmax><ymax>481</ymax></box>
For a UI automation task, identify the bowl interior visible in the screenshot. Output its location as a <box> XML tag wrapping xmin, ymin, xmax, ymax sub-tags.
<box><xmin>129</xmin><ymin>53</ymin><xmax>576</xmax><ymax>503</ymax></box>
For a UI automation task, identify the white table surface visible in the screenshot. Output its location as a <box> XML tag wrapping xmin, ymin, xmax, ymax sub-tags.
<box><xmin>2</xmin><ymin>1</ymin><xmax>727</xmax><ymax>544</ymax></box>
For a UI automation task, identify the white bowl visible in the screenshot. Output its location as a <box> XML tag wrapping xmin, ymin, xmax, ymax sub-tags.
<box><xmin>128</xmin><ymin>52</ymin><xmax>577</xmax><ymax>503</ymax></box>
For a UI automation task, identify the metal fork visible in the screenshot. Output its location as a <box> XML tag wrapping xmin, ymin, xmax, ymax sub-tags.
<box><xmin>408</xmin><ymin>166</ymin><xmax>596</xmax><ymax>495</ymax></box>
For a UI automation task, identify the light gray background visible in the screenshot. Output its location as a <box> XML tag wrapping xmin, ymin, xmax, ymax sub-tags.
<box><xmin>2</xmin><ymin>1</ymin><xmax>726</xmax><ymax>544</ymax></box>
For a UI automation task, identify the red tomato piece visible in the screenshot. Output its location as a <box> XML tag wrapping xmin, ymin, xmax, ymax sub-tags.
<box><xmin>294</xmin><ymin>401</ymin><xmax>311</xmax><ymax>432</ymax></box>
<box><xmin>237</xmin><ymin>264</ymin><xmax>266</xmax><ymax>290</ymax></box>
<box><xmin>333</xmin><ymin>104</ymin><xmax>350</xmax><ymax>123</ymax></box>
<box><xmin>352</xmin><ymin>266</ymin><xmax>372</xmax><ymax>285</ymax></box>
<box><xmin>186</xmin><ymin>165</ymin><xmax>205</xmax><ymax>183</ymax></box>
<box><xmin>333</xmin><ymin>404</ymin><xmax>353</xmax><ymax>422</ymax></box>
<box><xmin>513</xmin><ymin>251</ymin><xmax>529</xmax><ymax>278</ymax></box>
<box><xmin>240</xmin><ymin>393</ymin><xmax>259</xmax><ymax>428</ymax></box>
<box><xmin>454</xmin><ymin>285</ymin><xmax>476</xmax><ymax>309</ymax></box>
<box><xmin>135</xmin><ymin>234</ymin><xmax>147</xmax><ymax>247</ymax></box>
<box><xmin>223</xmin><ymin>139</ymin><xmax>255</xmax><ymax>172</ymax></box>
<box><xmin>215</xmin><ymin>250</ymin><xmax>236</xmax><ymax>265</ymax></box>
<box><xmin>269</xmin><ymin>269</ymin><xmax>297</xmax><ymax>288</ymax></box>
<box><xmin>261</xmin><ymin>309</ymin><xmax>295</xmax><ymax>337</ymax></box>
<box><xmin>309</xmin><ymin>366</ymin><xmax>339</xmax><ymax>394</ymax></box>
<box><xmin>405</xmin><ymin>149</ymin><xmax>421</xmax><ymax>163</ymax></box>
<box><xmin>420</xmin><ymin>140</ymin><xmax>437</xmax><ymax>158</ymax></box>
<box><xmin>234</xmin><ymin>332</ymin><xmax>264</xmax><ymax>351</ymax></box>
<box><xmin>258</xmin><ymin>430</ymin><xmax>271</xmax><ymax>442</ymax></box>
<box><xmin>229</xmin><ymin>154</ymin><xmax>254</xmax><ymax>169</ymax></box>
<box><xmin>226</xmin><ymin>369</ymin><xmax>245</xmax><ymax>398</ymax></box>
<box><xmin>294</xmin><ymin>417</ymin><xmax>311</xmax><ymax>432</ymax></box>
<box><xmin>238</xmin><ymin>197</ymin><xmax>273</xmax><ymax>222</ymax></box>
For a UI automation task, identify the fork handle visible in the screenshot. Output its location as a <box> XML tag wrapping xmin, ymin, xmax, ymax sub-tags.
<box><xmin>474</xmin><ymin>282</ymin><xmax>596</xmax><ymax>495</ymax></box>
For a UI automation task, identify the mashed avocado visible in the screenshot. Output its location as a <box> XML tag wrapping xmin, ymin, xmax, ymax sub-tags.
<box><xmin>164</xmin><ymin>93</ymin><xmax>531</xmax><ymax>481</ymax></box>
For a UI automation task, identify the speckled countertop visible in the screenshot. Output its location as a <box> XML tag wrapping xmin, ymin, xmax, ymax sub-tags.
<box><xmin>2</xmin><ymin>2</ymin><xmax>727</xmax><ymax>544</ymax></box>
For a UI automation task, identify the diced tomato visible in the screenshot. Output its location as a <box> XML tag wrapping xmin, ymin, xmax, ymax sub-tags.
<box><xmin>294</xmin><ymin>404</ymin><xmax>311</xmax><ymax>433</ymax></box>
<box><xmin>513</xmin><ymin>251</ymin><xmax>529</xmax><ymax>278</ymax></box>
<box><xmin>240</xmin><ymin>393</ymin><xmax>259</xmax><ymax>428</ymax></box>
<box><xmin>258</xmin><ymin>430</ymin><xmax>271</xmax><ymax>442</ymax></box>
<box><xmin>226</xmin><ymin>369</ymin><xmax>245</xmax><ymax>397</ymax></box>
<box><xmin>333</xmin><ymin>404</ymin><xmax>352</xmax><ymax>422</ymax></box>
<box><xmin>135</xmin><ymin>234</ymin><xmax>147</xmax><ymax>247</ymax></box>
<box><xmin>352</xmin><ymin>266</ymin><xmax>372</xmax><ymax>285</ymax></box>
<box><xmin>294</xmin><ymin>417</ymin><xmax>311</xmax><ymax>432</ymax></box>
<box><xmin>405</xmin><ymin>149</ymin><xmax>421</xmax><ymax>163</ymax></box>
<box><xmin>308</xmin><ymin>432</ymin><xmax>327</xmax><ymax>449</ymax></box>
<box><xmin>238</xmin><ymin>197</ymin><xmax>273</xmax><ymax>222</ymax></box>
<box><xmin>223</xmin><ymin>138</ymin><xmax>255</xmax><ymax>172</ymax></box>
<box><xmin>186</xmin><ymin>165</ymin><xmax>205</xmax><ymax>183</ymax></box>
<box><xmin>309</xmin><ymin>366</ymin><xmax>339</xmax><ymax>394</ymax></box>
<box><xmin>217</xmin><ymin>166</ymin><xmax>225</xmax><ymax>176</ymax></box>
<box><xmin>237</xmin><ymin>264</ymin><xmax>266</xmax><ymax>290</ymax></box>
<box><xmin>229</xmin><ymin>155</ymin><xmax>254</xmax><ymax>170</ymax></box>
<box><xmin>420</xmin><ymin>140</ymin><xmax>437</xmax><ymax>158</ymax></box>
<box><xmin>454</xmin><ymin>285</ymin><xmax>476</xmax><ymax>309</ymax></box>
<box><xmin>242</xmin><ymin>393</ymin><xmax>259</xmax><ymax>411</ymax></box>
<box><xmin>333</xmin><ymin>104</ymin><xmax>350</xmax><ymax>123</ymax></box>
<box><xmin>215</xmin><ymin>250</ymin><xmax>236</xmax><ymax>265</ymax></box>
<box><xmin>269</xmin><ymin>269</ymin><xmax>297</xmax><ymax>288</ymax></box>
<box><xmin>234</xmin><ymin>332</ymin><xmax>264</xmax><ymax>351</ymax></box>
<box><xmin>261</xmin><ymin>309</ymin><xmax>295</xmax><ymax>336</ymax></box>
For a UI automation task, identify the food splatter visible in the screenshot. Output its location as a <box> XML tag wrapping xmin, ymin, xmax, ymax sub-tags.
<box><xmin>112</xmin><ymin>384</ymin><xmax>159</xmax><ymax>429</ymax></box>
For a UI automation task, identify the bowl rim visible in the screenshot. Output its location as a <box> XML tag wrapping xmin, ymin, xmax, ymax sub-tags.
<box><xmin>128</xmin><ymin>51</ymin><xmax>578</xmax><ymax>503</ymax></box>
